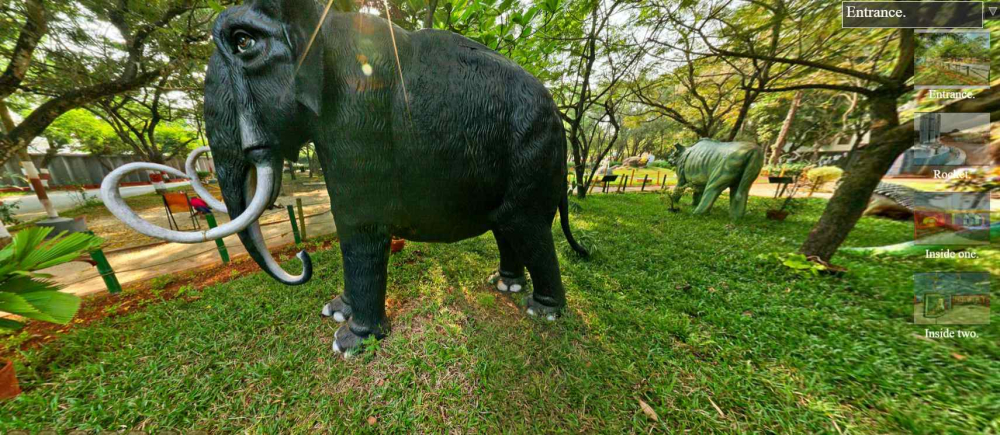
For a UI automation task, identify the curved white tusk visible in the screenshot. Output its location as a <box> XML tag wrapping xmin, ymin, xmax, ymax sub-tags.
<box><xmin>246</xmin><ymin>219</ymin><xmax>311</xmax><ymax>282</ymax></box>
<box><xmin>185</xmin><ymin>146</ymin><xmax>227</xmax><ymax>213</ymax></box>
<box><xmin>100</xmin><ymin>162</ymin><xmax>274</xmax><ymax>243</ymax></box>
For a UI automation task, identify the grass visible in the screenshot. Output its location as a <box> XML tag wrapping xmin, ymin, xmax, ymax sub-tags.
<box><xmin>915</xmin><ymin>305</ymin><xmax>991</xmax><ymax>325</ymax></box>
<box><xmin>1</xmin><ymin>193</ymin><xmax>998</xmax><ymax>433</ymax></box>
<box><xmin>569</xmin><ymin>167</ymin><xmax>677</xmax><ymax>188</ymax></box>
<box><xmin>914</xmin><ymin>64</ymin><xmax>989</xmax><ymax>87</ymax></box>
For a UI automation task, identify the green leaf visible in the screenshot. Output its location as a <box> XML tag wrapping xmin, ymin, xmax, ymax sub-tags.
<box><xmin>0</xmin><ymin>227</ymin><xmax>101</xmax><ymax>275</ymax></box>
<box><xmin>207</xmin><ymin>0</ymin><xmax>225</xmax><ymax>13</ymax></box>
<box><xmin>0</xmin><ymin>317</ymin><xmax>25</xmax><ymax>331</ymax></box>
<box><xmin>17</xmin><ymin>291</ymin><xmax>81</xmax><ymax>324</ymax></box>
<box><xmin>0</xmin><ymin>292</ymin><xmax>40</xmax><ymax>316</ymax></box>
<box><xmin>2</xmin><ymin>275</ymin><xmax>59</xmax><ymax>294</ymax></box>
<box><xmin>25</xmin><ymin>231</ymin><xmax>103</xmax><ymax>270</ymax></box>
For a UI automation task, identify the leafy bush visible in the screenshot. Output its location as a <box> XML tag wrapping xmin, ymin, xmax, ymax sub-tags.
<box><xmin>196</xmin><ymin>171</ymin><xmax>211</xmax><ymax>181</ymax></box>
<box><xmin>0</xmin><ymin>227</ymin><xmax>103</xmax><ymax>330</ymax></box>
<box><xmin>649</xmin><ymin>160</ymin><xmax>672</xmax><ymax>169</ymax></box>
<box><xmin>0</xmin><ymin>200</ymin><xmax>20</xmax><ymax>225</ymax></box>
<box><xmin>804</xmin><ymin>166</ymin><xmax>843</xmax><ymax>197</ymax></box>
<box><xmin>148</xmin><ymin>275</ymin><xmax>176</xmax><ymax>292</ymax></box>
<box><xmin>609</xmin><ymin>160</ymin><xmax>622</xmax><ymax>167</ymax></box>
<box><xmin>66</xmin><ymin>184</ymin><xmax>100</xmax><ymax>208</ymax></box>
<box><xmin>804</xmin><ymin>166</ymin><xmax>844</xmax><ymax>184</ymax></box>
<box><xmin>764</xmin><ymin>162</ymin><xmax>809</xmax><ymax>177</ymax></box>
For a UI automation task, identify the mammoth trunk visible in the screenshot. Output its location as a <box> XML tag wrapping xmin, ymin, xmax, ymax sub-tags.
<box><xmin>221</xmin><ymin>159</ymin><xmax>313</xmax><ymax>285</ymax></box>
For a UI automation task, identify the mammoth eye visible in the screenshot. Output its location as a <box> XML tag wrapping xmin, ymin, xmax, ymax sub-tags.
<box><xmin>233</xmin><ymin>30</ymin><xmax>256</xmax><ymax>53</ymax></box>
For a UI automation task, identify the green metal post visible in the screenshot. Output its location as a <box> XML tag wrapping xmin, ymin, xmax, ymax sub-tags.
<box><xmin>287</xmin><ymin>205</ymin><xmax>302</xmax><ymax>244</ymax></box>
<box><xmin>205</xmin><ymin>214</ymin><xmax>230</xmax><ymax>263</ymax></box>
<box><xmin>296</xmin><ymin>198</ymin><xmax>307</xmax><ymax>241</ymax></box>
<box><xmin>90</xmin><ymin>249</ymin><xmax>122</xmax><ymax>294</ymax></box>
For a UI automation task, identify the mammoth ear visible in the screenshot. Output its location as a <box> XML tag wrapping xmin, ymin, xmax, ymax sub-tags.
<box><xmin>290</xmin><ymin>26</ymin><xmax>324</xmax><ymax>116</ymax></box>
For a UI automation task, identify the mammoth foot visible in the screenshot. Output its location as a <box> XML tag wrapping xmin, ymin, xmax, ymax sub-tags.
<box><xmin>524</xmin><ymin>296</ymin><xmax>562</xmax><ymax>322</ymax></box>
<box><xmin>332</xmin><ymin>324</ymin><xmax>363</xmax><ymax>355</ymax></box>
<box><xmin>320</xmin><ymin>295</ymin><xmax>353</xmax><ymax>323</ymax></box>
<box><xmin>332</xmin><ymin>323</ymin><xmax>387</xmax><ymax>356</ymax></box>
<box><xmin>488</xmin><ymin>270</ymin><xmax>528</xmax><ymax>293</ymax></box>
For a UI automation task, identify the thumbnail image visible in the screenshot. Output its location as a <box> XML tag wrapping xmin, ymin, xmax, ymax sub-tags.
<box><xmin>914</xmin><ymin>272</ymin><xmax>991</xmax><ymax>325</ymax></box>
<box><xmin>897</xmin><ymin>112</ymin><xmax>990</xmax><ymax>175</ymax></box>
<box><xmin>913</xmin><ymin>191</ymin><xmax>990</xmax><ymax>245</ymax></box>
<box><xmin>915</xmin><ymin>30</ymin><xmax>990</xmax><ymax>88</ymax></box>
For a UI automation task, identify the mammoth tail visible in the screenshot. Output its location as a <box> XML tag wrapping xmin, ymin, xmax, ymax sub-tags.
<box><xmin>560</xmin><ymin>194</ymin><xmax>590</xmax><ymax>258</ymax></box>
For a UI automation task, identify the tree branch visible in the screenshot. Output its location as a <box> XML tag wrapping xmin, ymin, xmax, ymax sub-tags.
<box><xmin>744</xmin><ymin>83</ymin><xmax>875</xmax><ymax>95</ymax></box>
<box><xmin>0</xmin><ymin>0</ymin><xmax>47</xmax><ymax>100</ymax></box>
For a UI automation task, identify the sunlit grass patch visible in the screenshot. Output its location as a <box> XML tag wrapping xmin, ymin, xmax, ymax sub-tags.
<box><xmin>1</xmin><ymin>194</ymin><xmax>997</xmax><ymax>433</ymax></box>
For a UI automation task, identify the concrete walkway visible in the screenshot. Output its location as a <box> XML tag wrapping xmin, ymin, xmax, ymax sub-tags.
<box><xmin>4</xmin><ymin>180</ymin><xmax>191</xmax><ymax>221</ymax></box>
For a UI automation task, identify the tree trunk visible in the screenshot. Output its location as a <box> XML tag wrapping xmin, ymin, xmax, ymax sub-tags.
<box><xmin>424</xmin><ymin>0</ymin><xmax>438</xmax><ymax>28</ymax></box>
<box><xmin>728</xmin><ymin>85</ymin><xmax>760</xmax><ymax>141</ymax></box>
<box><xmin>574</xmin><ymin>161</ymin><xmax>588</xmax><ymax>199</ymax></box>
<box><xmin>799</xmin><ymin>95</ymin><xmax>911</xmax><ymax>261</ymax></box>
<box><xmin>287</xmin><ymin>161</ymin><xmax>296</xmax><ymax>180</ymax></box>
<box><xmin>306</xmin><ymin>147</ymin><xmax>314</xmax><ymax>178</ymax></box>
<box><xmin>40</xmin><ymin>137</ymin><xmax>63</xmax><ymax>169</ymax></box>
<box><xmin>0</xmin><ymin>102</ymin><xmax>57</xmax><ymax>219</ymax></box>
<box><xmin>769</xmin><ymin>90</ymin><xmax>803</xmax><ymax>165</ymax></box>
<box><xmin>0</xmin><ymin>0</ymin><xmax>47</xmax><ymax>100</ymax></box>
<box><xmin>836</xmin><ymin>128</ymin><xmax>867</xmax><ymax>170</ymax></box>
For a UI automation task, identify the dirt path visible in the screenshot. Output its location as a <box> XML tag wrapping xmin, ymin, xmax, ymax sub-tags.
<box><xmin>58</xmin><ymin>178</ymin><xmax>331</xmax><ymax>251</ymax></box>
<box><xmin>43</xmin><ymin>177</ymin><xmax>337</xmax><ymax>298</ymax></box>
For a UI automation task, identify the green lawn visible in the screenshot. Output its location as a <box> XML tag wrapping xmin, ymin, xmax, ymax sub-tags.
<box><xmin>2</xmin><ymin>193</ymin><xmax>998</xmax><ymax>433</ymax></box>
<box><xmin>569</xmin><ymin>167</ymin><xmax>677</xmax><ymax>188</ymax></box>
<box><xmin>914</xmin><ymin>63</ymin><xmax>990</xmax><ymax>87</ymax></box>
<box><xmin>915</xmin><ymin>304</ymin><xmax>991</xmax><ymax>325</ymax></box>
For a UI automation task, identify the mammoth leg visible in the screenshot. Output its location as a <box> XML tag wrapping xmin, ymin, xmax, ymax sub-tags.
<box><xmin>670</xmin><ymin>182</ymin><xmax>687</xmax><ymax>204</ymax></box>
<box><xmin>500</xmin><ymin>219</ymin><xmax>565</xmax><ymax>320</ymax></box>
<box><xmin>332</xmin><ymin>230</ymin><xmax>391</xmax><ymax>355</ymax></box>
<box><xmin>691</xmin><ymin>186</ymin><xmax>705</xmax><ymax>208</ymax></box>
<box><xmin>729</xmin><ymin>180</ymin><xmax>749</xmax><ymax>220</ymax></box>
<box><xmin>489</xmin><ymin>230</ymin><xmax>527</xmax><ymax>293</ymax></box>
<box><xmin>692</xmin><ymin>176</ymin><xmax>729</xmax><ymax>215</ymax></box>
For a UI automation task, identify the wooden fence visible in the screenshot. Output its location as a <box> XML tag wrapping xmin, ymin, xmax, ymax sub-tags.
<box><xmin>923</xmin><ymin>59</ymin><xmax>989</xmax><ymax>81</ymax></box>
<box><xmin>1</xmin><ymin>154</ymin><xmax>215</xmax><ymax>189</ymax></box>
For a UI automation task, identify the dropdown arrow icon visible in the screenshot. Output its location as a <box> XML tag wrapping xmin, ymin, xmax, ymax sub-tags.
<box><xmin>991</xmin><ymin>6</ymin><xmax>998</xmax><ymax>15</ymax></box>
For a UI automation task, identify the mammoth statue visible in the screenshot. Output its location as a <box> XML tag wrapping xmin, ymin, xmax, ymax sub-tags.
<box><xmin>668</xmin><ymin>139</ymin><xmax>764</xmax><ymax>220</ymax></box>
<box><xmin>101</xmin><ymin>0</ymin><xmax>588</xmax><ymax>355</ymax></box>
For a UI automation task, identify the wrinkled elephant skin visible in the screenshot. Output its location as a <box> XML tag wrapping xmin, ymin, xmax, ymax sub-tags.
<box><xmin>193</xmin><ymin>0</ymin><xmax>589</xmax><ymax>354</ymax></box>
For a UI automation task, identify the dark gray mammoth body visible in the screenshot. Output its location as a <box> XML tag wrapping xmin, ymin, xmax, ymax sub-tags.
<box><xmin>205</xmin><ymin>0</ymin><xmax>588</xmax><ymax>354</ymax></box>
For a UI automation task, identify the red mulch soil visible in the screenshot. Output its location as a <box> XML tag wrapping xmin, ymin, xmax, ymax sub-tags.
<box><xmin>1</xmin><ymin>237</ymin><xmax>339</xmax><ymax>359</ymax></box>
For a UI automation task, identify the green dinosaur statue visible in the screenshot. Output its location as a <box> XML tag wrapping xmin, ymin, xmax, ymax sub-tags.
<box><xmin>668</xmin><ymin>139</ymin><xmax>764</xmax><ymax>220</ymax></box>
<box><xmin>841</xmin><ymin>223</ymin><xmax>998</xmax><ymax>257</ymax></box>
